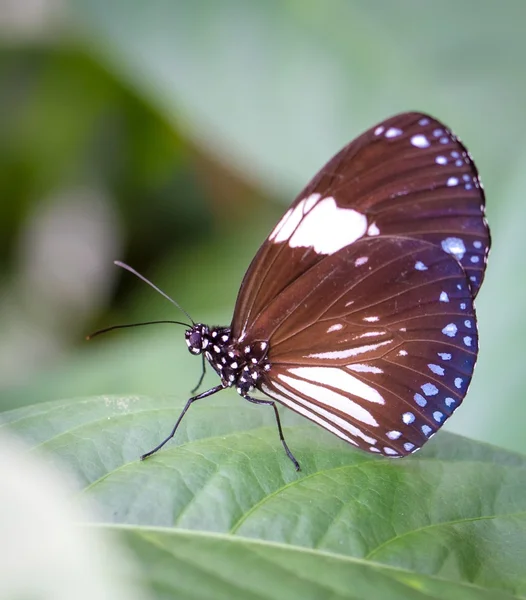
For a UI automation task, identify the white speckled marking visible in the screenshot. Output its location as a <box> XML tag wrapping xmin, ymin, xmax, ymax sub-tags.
<box><xmin>384</xmin><ymin>447</ymin><xmax>399</xmax><ymax>456</ymax></box>
<box><xmin>411</xmin><ymin>134</ymin><xmax>430</xmax><ymax>148</ymax></box>
<box><xmin>433</xmin><ymin>411</ymin><xmax>444</xmax><ymax>422</ymax></box>
<box><xmin>414</xmin><ymin>393</ymin><xmax>427</xmax><ymax>407</ymax></box>
<box><xmin>422</xmin><ymin>383</ymin><xmax>439</xmax><ymax>396</ymax></box>
<box><xmin>402</xmin><ymin>412</ymin><xmax>415</xmax><ymax>424</ymax></box>
<box><xmin>368</xmin><ymin>223</ymin><xmax>380</xmax><ymax>236</ymax></box>
<box><xmin>385</xmin><ymin>127</ymin><xmax>402</xmax><ymax>138</ymax></box>
<box><xmin>442</xmin><ymin>323</ymin><xmax>458</xmax><ymax>337</ymax></box>
<box><xmin>428</xmin><ymin>364</ymin><xmax>445</xmax><ymax>376</ymax></box>
<box><xmin>441</xmin><ymin>237</ymin><xmax>466</xmax><ymax>260</ymax></box>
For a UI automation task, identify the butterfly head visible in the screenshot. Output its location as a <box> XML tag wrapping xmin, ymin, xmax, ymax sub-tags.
<box><xmin>185</xmin><ymin>323</ymin><xmax>210</xmax><ymax>355</ymax></box>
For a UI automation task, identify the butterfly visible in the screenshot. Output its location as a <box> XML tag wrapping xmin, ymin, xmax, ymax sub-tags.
<box><xmin>91</xmin><ymin>112</ymin><xmax>490</xmax><ymax>470</ymax></box>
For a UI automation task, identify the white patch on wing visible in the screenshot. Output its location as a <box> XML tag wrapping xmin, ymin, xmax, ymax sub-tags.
<box><xmin>327</xmin><ymin>323</ymin><xmax>343</xmax><ymax>333</ymax></box>
<box><xmin>269</xmin><ymin>193</ymin><xmax>321</xmax><ymax>242</ymax></box>
<box><xmin>268</xmin><ymin>381</ymin><xmax>378</xmax><ymax>445</ymax></box>
<box><xmin>347</xmin><ymin>364</ymin><xmax>383</xmax><ymax>374</ymax></box>
<box><xmin>358</xmin><ymin>330</ymin><xmax>385</xmax><ymax>338</ymax></box>
<box><xmin>307</xmin><ymin>339</ymin><xmax>393</xmax><ymax>360</ymax></box>
<box><xmin>277</xmin><ymin>373</ymin><xmax>379</xmax><ymax>428</ymax></box>
<box><xmin>288</xmin><ymin>366</ymin><xmax>385</xmax><ymax>406</ymax></box>
<box><xmin>262</xmin><ymin>383</ymin><xmax>359</xmax><ymax>446</ymax></box>
<box><xmin>282</xmin><ymin>196</ymin><xmax>367</xmax><ymax>254</ymax></box>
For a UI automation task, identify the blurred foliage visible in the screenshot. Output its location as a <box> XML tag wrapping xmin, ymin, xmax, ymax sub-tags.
<box><xmin>1</xmin><ymin>2</ymin><xmax>526</xmax><ymax>597</ymax></box>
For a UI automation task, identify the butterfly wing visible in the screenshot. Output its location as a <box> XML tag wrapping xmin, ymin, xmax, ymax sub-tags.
<box><xmin>251</xmin><ymin>236</ymin><xmax>477</xmax><ymax>456</ymax></box>
<box><xmin>231</xmin><ymin>112</ymin><xmax>489</xmax><ymax>343</ymax></box>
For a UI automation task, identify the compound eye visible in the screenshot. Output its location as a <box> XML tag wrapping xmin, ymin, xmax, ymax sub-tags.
<box><xmin>188</xmin><ymin>330</ymin><xmax>202</xmax><ymax>350</ymax></box>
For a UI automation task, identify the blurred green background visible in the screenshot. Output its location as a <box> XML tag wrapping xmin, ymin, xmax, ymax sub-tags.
<box><xmin>1</xmin><ymin>0</ymin><xmax>525</xmax><ymax>455</ymax></box>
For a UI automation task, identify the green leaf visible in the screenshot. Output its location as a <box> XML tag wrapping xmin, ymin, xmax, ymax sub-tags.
<box><xmin>2</xmin><ymin>395</ymin><xmax>526</xmax><ymax>598</ymax></box>
<box><xmin>111</xmin><ymin>525</ymin><xmax>521</xmax><ymax>600</ymax></box>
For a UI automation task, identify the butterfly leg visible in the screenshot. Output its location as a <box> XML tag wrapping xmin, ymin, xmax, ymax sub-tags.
<box><xmin>190</xmin><ymin>354</ymin><xmax>207</xmax><ymax>394</ymax></box>
<box><xmin>243</xmin><ymin>394</ymin><xmax>300</xmax><ymax>471</ymax></box>
<box><xmin>140</xmin><ymin>384</ymin><xmax>224</xmax><ymax>461</ymax></box>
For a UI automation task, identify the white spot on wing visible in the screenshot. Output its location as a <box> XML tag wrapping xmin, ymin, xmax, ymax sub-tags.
<box><xmin>421</xmin><ymin>382</ymin><xmax>439</xmax><ymax>396</ymax></box>
<box><xmin>384</xmin><ymin>447</ymin><xmax>399</xmax><ymax>456</ymax></box>
<box><xmin>411</xmin><ymin>134</ymin><xmax>430</xmax><ymax>148</ymax></box>
<box><xmin>385</xmin><ymin>127</ymin><xmax>402</xmax><ymax>138</ymax></box>
<box><xmin>327</xmin><ymin>323</ymin><xmax>343</xmax><ymax>333</ymax></box>
<box><xmin>442</xmin><ymin>323</ymin><xmax>458</xmax><ymax>337</ymax></box>
<box><xmin>368</xmin><ymin>223</ymin><xmax>380</xmax><ymax>236</ymax></box>
<box><xmin>402</xmin><ymin>412</ymin><xmax>415</xmax><ymax>424</ymax></box>
<box><xmin>415</xmin><ymin>261</ymin><xmax>427</xmax><ymax>271</ymax></box>
<box><xmin>428</xmin><ymin>364</ymin><xmax>445</xmax><ymax>376</ymax></box>
<box><xmin>355</xmin><ymin>256</ymin><xmax>369</xmax><ymax>267</ymax></box>
<box><xmin>441</xmin><ymin>237</ymin><xmax>466</xmax><ymax>260</ymax></box>
<box><xmin>439</xmin><ymin>291</ymin><xmax>449</xmax><ymax>302</ymax></box>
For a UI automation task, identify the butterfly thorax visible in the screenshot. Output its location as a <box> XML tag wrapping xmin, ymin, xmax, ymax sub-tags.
<box><xmin>184</xmin><ymin>323</ymin><xmax>271</xmax><ymax>395</ymax></box>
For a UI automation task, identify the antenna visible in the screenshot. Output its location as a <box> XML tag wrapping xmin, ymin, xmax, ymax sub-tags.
<box><xmin>87</xmin><ymin>320</ymin><xmax>191</xmax><ymax>340</ymax></box>
<box><xmin>114</xmin><ymin>260</ymin><xmax>195</xmax><ymax>325</ymax></box>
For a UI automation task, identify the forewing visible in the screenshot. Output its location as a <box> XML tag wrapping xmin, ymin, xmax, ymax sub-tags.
<box><xmin>231</xmin><ymin>112</ymin><xmax>489</xmax><ymax>341</ymax></box>
<box><xmin>256</xmin><ymin>236</ymin><xmax>477</xmax><ymax>457</ymax></box>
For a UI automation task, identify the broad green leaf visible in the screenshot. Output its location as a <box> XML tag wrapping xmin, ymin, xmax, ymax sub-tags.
<box><xmin>110</xmin><ymin>525</ymin><xmax>521</xmax><ymax>600</ymax></box>
<box><xmin>2</xmin><ymin>395</ymin><xmax>526</xmax><ymax>598</ymax></box>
